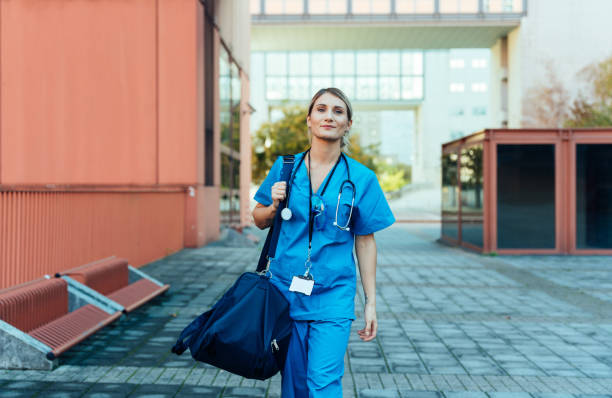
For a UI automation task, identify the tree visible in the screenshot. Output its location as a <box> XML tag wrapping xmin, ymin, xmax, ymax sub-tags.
<box><xmin>565</xmin><ymin>56</ymin><xmax>612</xmax><ymax>128</ymax></box>
<box><xmin>251</xmin><ymin>105</ymin><xmax>380</xmax><ymax>184</ymax></box>
<box><xmin>522</xmin><ymin>60</ymin><xmax>571</xmax><ymax>128</ymax></box>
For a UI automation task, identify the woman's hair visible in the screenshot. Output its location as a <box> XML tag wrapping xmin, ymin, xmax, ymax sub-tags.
<box><xmin>307</xmin><ymin>87</ymin><xmax>353</xmax><ymax>148</ymax></box>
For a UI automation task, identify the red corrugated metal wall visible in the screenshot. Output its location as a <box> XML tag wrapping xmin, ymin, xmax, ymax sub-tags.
<box><xmin>0</xmin><ymin>191</ymin><xmax>184</xmax><ymax>289</ymax></box>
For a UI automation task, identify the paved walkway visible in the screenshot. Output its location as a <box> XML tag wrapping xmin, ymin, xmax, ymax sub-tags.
<box><xmin>1</xmin><ymin>224</ymin><xmax>612</xmax><ymax>398</ymax></box>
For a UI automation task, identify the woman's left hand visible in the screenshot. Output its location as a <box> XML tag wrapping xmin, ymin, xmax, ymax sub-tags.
<box><xmin>358</xmin><ymin>302</ymin><xmax>377</xmax><ymax>342</ymax></box>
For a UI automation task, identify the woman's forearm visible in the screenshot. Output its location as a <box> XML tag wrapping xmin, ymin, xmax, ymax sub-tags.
<box><xmin>252</xmin><ymin>204</ymin><xmax>278</xmax><ymax>229</ymax></box>
<box><xmin>355</xmin><ymin>233</ymin><xmax>377</xmax><ymax>305</ymax></box>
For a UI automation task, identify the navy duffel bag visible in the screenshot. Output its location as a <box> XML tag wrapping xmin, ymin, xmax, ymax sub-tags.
<box><xmin>171</xmin><ymin>272</ymin><xmax>292</xmax><ymax>380</ymax></box>
<box><xmin>171</xmin><ymin>155</ymin><xmax>296</xmax><ymax>380</ymax></box>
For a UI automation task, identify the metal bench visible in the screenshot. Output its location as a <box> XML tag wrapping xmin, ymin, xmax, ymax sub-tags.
<box><xmin>57</xmin><ymin>256</ymin><xmax>169</xmax><ymax>313</ymax></box>
<box><xmin>0</xmin><ymin>277</ymin><xmax>122</xmax><ymax>369</ymax></box>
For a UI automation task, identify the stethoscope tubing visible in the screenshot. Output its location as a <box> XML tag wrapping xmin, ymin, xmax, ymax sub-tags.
<box><xmin>283</xmin><ymin>150</ymin><xmax>355</xmax><ymax>231</ymax></box>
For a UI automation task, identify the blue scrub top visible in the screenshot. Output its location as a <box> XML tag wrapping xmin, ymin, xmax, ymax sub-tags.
<box><xmin>254</xmin><ymin>151</ymin><xmax>395</xmax><ymax>321</ymax></box>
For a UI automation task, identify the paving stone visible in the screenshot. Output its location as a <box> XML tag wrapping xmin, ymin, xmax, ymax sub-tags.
<box><xmin>443</xmin><ymin>393</ymin><xmax>488</xmax><ymax>398</ymax></box>
<box><xmin>359</xmin><ymin>389</ymin><xmax>401</xmax><ymax>398</ymax></box>
<box><xmin>3</xmin><ymin>225</ymin><xmax>612</xmax><ymax>398</ymax></box>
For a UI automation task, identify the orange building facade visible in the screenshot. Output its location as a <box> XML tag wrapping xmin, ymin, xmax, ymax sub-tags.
<box><xmin>0</xmin><ymin>0</ymin><xmax>252</xmax><ymax>289</ymax></box>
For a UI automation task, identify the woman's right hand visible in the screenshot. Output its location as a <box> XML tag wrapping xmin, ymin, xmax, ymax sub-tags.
<box><xmin>271</xmin><ymin>181</ymin><xmax>287</xmax><ymax>209</ymax></box>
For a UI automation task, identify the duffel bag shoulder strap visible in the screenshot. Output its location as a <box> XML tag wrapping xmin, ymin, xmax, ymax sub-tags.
<box><xmin>256</xmin><ymin>154</ymin><xmax>295</xmax><ymax>273</ymax></box>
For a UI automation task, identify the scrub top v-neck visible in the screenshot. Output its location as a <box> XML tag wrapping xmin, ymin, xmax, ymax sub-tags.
<box><xmin>255</xmin><ymin>151</ymin><xmax>395</xmax><ymax>321</ymax></box>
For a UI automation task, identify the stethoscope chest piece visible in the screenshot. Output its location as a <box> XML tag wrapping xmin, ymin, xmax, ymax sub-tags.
<box><xmin>281</xmin><ymin>207</ymin><xmax>293</xmax><ymax>220</ymax></box>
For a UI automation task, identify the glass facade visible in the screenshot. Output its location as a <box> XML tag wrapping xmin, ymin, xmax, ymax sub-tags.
<box><xmin>460</xmin><ymin>145</ymin><xmax>484</xmax><ymax>247</ymax></box>
<box><xmin>252</xmin><ymin>0</ymin><xmax>524</xmax><ymax>15</ymax></box>
<box><xmin>441</xmin><ymin>152</ymin><xmax>459</xmax><ymax>240</ymax></box>
<box><xmin>576</xmin><ymin>144</ymin><xmax>612</xmax><ymax>249</ymax></box>
<box><xmin>220</xmin><ymin>46</ymin><xmax>241</xmax><ymax>224</ymax></box>
<box><xmin>261</xmin><ymin>50</ymin><xmax>424</xmax><ymax>101</ymax></box>
<box><xmin>497</xmin><ymin>145</ymin><xmax>555</xmax><ymax>249</ymax></box>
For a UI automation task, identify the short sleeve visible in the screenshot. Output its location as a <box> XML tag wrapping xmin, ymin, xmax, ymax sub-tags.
<box><xmin>352</xmin><ymin>171</ymin><xmax>396</xmax><ymax>235</ymax></box>
<box><xmin>254</xmin><ymin>157</ymin><xmax>283</xmax><ymax>206</ymax></box>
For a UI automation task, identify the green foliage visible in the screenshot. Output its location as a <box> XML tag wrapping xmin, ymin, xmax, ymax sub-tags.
<box><xmin>251</xmin><ymin>105</ymin><xmax>411</xmax><ymax>192</ymax></box>
<box><xmin>375</xmin><ymin>161</ymin><xmax>412</xmax><ymax>192</ymax></box>
<box><xmin>252</xmin><ymin>106</ymin><xmax>311</xmax><ymax>185</ymax></box>
<box><xmin>565</xmin><ymin>56</ymin><xmax>612</xmax><ymax>128</ymax></box>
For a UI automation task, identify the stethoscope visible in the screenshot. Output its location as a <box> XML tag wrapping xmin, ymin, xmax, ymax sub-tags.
<box><xmin>280</xmin><ymin>149</ymin><xmax>356</xmax><ymax>231</ymax></box>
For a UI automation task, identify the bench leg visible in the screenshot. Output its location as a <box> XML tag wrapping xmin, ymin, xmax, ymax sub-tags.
<box><xmin>0</xmin><ymin>320</ymin><xmax>57</xmax><ymax>370</ymax></box>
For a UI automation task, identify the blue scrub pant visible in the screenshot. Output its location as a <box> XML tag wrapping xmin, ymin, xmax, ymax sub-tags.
<box><xmin>281</xmin><ymin>318</ymin><xmax>352</xmax><ymax>398</ymax></box>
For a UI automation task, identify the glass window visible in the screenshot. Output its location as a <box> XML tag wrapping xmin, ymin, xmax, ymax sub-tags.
<box><xmin>265</xmin><ymin>0</ymin><xmax>284</xmax><ymax>14</ymax></box>
<box><xmin>309</xmin><ymin>0</ymin><xmax>347</xmax><ymax>14</ymax></box>
<box><xmin>450</xmin><ymin>59</ymin><xmax>465</xmax><ymax>68</ymax></box>
<box><xmin>442</xmin><ymin>152</ymin><xmax>459</xmax><ymax>240</ymax></box>
<box><xmin>450</xmin><ymin>83</ymin><xmax>465</xmax><ymax>93</ymax></box>
<box><xmin>402</xmin><ymin>52</ymin><xmax>422</xmax><ymax>75</ymax></box>
<box><xmin>288</xmin><ymin>77</ymin><xmax>310</xmax><ymax>100</ymax></box>
<box><xmin>266</xmin><ymin>77</ymin><xmax>287</xmax><ymax>99</ymax></box>
<box><xmin>333</xmin><ymin>76</ymin><xmax>355</xmax><ymax>99</ymax></box>
<box><xmin>356</xmin><ymin>52</ymin><xmax>378</xmax><ymax>76</ymax></box>
<box><xmin>379</xmin><ymin>77</ymin><xmax>400</xmax><ymax>100</ymax></box>
<box><xmin>231</xmin><ymin>63</ymin><xmax>241</xmax><ymax>107</ymax></box>
<box><xmin>250</xmin><ymin>0</ymin><xmax>261</xmax><ymax>14</ymax></box>
<box><xmin>460</xmin><ymin>145</ymin><xmax>484</xmax><ymax>248</ymax></box>
<box><xmin>497</xmin><ymin>145</ymin><xmax>556</xmax><ymax>249</ymax></box>
<box><xmin>334</xmin><ymin>52</ymin><xmax>355</xmax><ymax>75</ymax></box>
<box><xmin>379</xmin><ymin>51</ymin><xmax>400</xmax><ymax>75</ymax></box>
<box><xmin>485</xmin><ymin>0</ymin><xmax>515</xmax><ymax>12</ymax></box>
<box><xmin>265</xmin><ymin>0</ymin><xmax>303</xmax><ymax>14</ymax></box>
<box><xmin>356</xmin><ymin>77</ymin><xmax>377</xmax><ymax>99</ymax></box>
<box><xmin>396</xmin><ymin>0</ymin><xmax>435</xmax><ymax>13</ymax></box>
<box><xmin>284</xmin><ymin>0</ymin><xmax>303</xmax><ymax>13</ymax></box>
<box><xmin>289</xmin><ymin>52</ymin><xmax>309</xmax><ymax>75</ymax></box>
<box><xmin>311</xmin><ymin>76</ymin><xmax>332</xmax><ymax>92</ymax></box>
<box><xmin>472</xmin><ymin>58</ymin><xmax>487</xmax><ymax>68</ymax></box>
<box><xmin>219</xmin><ymin>49</ymin><xmax>231</xmax><ymax>147</ymax></box>
<box><xmin>471</xmin><ymin>82</ymin><xmax>487</xmax><ymax>92</ymax></box>
<box><xmin>231</xmin><ymin>64</ymin><xmax>241</xmax><ymax>152</ymax></box>
<box><xmin>353</xmin><ymin>0</ymin><xmax>391</xmax><ymax>14</ymax></box>
<box><xmin>311</xmin><ymin>51</ymin><xmax>332</xmax><ymax>76</ymax></box>
<box><xmin>263</xmin><ymin>49</ymin><xmax>424</xmax><ymax>101</ymax></box>
<box><xmin>576</xmin><ymin>144</ymin><xmax>612</xmax><ymax>249</ymax></box>
<box><xmin>401</xmin><ymin>76</ymin><xmax>423</xmax><ymax>99</ymax></box>
<box><xmin>266</xmin><ymin>53</ymin><xmax>287</xmax><ymax>75</ymax></box>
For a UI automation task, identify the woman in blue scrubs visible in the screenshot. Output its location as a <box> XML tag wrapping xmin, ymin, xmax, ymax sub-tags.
<box><xmin>252</xmin><ymin>88</ymin><xmax>395</xmax><ymax>397</ymax></box>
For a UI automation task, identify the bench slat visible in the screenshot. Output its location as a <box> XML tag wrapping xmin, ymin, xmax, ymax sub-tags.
<box><xmin>29</xmin><ymin>304</ymin><xmax>111</xmax><ymax>349</ymax></box>
<box><xmin>107</xmin><ymin>279</ymin><xmax>169</xmax><ymax>312</ymax></box>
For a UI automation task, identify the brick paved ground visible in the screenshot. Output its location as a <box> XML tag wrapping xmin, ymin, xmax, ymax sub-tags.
<box><xmin>1</xmin><ymin>223</ymin><xmax>611</xmax><ymax>397</ymax></box>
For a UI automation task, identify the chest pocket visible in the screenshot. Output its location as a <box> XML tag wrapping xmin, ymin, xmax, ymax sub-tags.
<box><xmin>321</xmin><ymin>193</ymin><xmax>353</xmax><ymax>243</ymax></box>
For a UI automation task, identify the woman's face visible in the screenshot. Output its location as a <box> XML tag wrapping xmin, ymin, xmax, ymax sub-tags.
<box><xmin>307</xmin><ymin>92</ymin><xmax>352</xmax><ymax>145</ymax></box>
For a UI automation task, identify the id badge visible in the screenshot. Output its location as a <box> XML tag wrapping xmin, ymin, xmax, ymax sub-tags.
<box><xmin>289</xmin><ymin>275</ymin><xmax>314</xmax><ymax>296</ymax></box>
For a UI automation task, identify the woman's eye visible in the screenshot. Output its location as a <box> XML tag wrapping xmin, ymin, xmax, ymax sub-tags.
<box><xmin>335</xmin><ymin>110</ymin><xmax>343</xmax><ymax>114</ymax></box>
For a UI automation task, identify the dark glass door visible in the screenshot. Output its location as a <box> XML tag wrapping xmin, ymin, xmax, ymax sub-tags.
<box><xmin>497</xmin><ymin>144</ymin><xmax>555</xmax><ymax>249</ymax></box>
